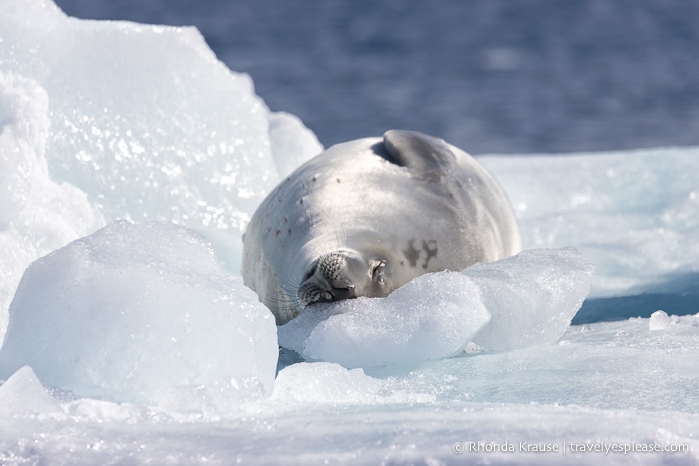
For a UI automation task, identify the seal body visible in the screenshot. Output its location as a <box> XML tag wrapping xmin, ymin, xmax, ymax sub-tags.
<box><xmin>243</xmin><ymin>130</ymin><xmax>521</xmax><ymax>325</ymax></box>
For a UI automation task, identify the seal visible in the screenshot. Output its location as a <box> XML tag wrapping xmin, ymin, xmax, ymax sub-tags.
<box><xmin>243</xmin><ymin>130</ymin><xmax>521</xmax><ymax>325</ymax></box>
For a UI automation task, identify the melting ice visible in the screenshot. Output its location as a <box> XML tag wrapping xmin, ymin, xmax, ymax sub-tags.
<box><xmin>1</xmin><ymin>0</ymin><xmax>699</xmax><ymax>464</ymax></box>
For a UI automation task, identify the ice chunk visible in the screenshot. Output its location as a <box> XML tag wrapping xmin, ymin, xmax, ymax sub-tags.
<box><xmin>468</xmin><ymin>248</ymin><xmax>595</xmax><ymax>351</ymax></box>
<box><xmin>0</xmin><ymin>0</ymin><xmax>321</xmax><ymax>277</ymax></box>
<box><xmin>649</xmin><ymin>310</ymin><xmax>671</xmax><ymax>331</ymax></box>
<box><xmin>0</xmin><ymin>366</ymin><xmax>62</xmax><ymax>417</ymax></box>
<box><xmin>0</xmin><ymin>221</ymin><xmax>278</xmax><ymax>404</ymax></box>
<box><xmin>0</xmin><ymin>72</ymin><xmax>102</xmax><ymax>343</ymax></box>
<box><xmin>0</xmin><ymin>0</ymin><xmax>323</xmax><ymax>342</ymax></box>
<box><xmin>278</xmin><ymin>271</ymin><xmax>491</xmax><ymax>368</ymax></box>
<box><xmin>646</xmin><ymin>309</ymin><xmax>699</xmax><ymax>336</ymax></box>
<box><xmin>64</xmin><ymin>398</ymin><xmax>149</xmax><ymax>424</ymax></box>
<box><xmin>272</xmin><ymin>362</ymin><xmax>382</xmax><ymax>403</ymax></box>
<box><xmin>279</xmin><ymin>248</ymin><xmax>593</xmax><ymax>368</ymax></box>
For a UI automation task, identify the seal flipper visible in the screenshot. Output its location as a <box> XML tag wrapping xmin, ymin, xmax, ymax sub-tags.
<box><xmin>382</xmin><ymin>130</ymin><xmax>455</xmax><ymax>181</ymax></box>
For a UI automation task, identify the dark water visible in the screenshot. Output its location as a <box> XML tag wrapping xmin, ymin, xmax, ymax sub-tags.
<box><xmin>56</xmin><ymin>0</ymin><xmax>699</xmax><ymax>154</ymax></box>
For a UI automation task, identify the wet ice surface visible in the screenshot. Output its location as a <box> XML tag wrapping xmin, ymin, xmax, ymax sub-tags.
<box><xmin>1</xmin><ymin>0</ymin><xmax>699</xmax><ymax>464</ymax></box>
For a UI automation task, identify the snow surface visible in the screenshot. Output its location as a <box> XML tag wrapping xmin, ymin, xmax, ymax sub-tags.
<box><xmin>1</xmin><ymin>1</ymin><xmax>699</xmax><ymax>465</ymax></box>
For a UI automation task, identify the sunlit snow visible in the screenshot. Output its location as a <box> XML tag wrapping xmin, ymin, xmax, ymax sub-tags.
<box><xmin>1</xmin><ymin>0</ymin><xmax>698</xmax><ymax>465</ymax></box>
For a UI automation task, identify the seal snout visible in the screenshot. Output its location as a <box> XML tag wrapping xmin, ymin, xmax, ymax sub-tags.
<box><xmin>298</xmin><ymin>251</ymin><xmax>364</xmax><ymax>306</ymax></box>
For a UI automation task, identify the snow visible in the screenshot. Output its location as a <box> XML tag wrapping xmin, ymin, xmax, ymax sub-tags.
<box><xmin>0</xmin><ymin>366</ymin><xmax>62</xmax><ymax>418</ymax></box>
<box><xmin>1</xmin><ymin>0</ymin><xmax>699</xmax><ymax>464</ymax></box>
<box><xmin>649</xmin><ymin>310</ymin><xmax>672</xmax><ymax>331</ymax></box>
<box><xmin>271</xmin><ymin>363</ymin><xmax>383</xmax><ymax>404</ymax></box>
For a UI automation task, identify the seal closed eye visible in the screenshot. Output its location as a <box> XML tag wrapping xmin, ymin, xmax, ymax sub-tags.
<box><xmin>242</xmin><ymin>130</ymin><xmax>521</xmax><ymax>325</ymax></box>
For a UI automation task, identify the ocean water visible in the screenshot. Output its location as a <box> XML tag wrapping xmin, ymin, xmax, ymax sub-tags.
<box><xmin>55</xmin><ymin>0</ymin><xmax>699</xmax><ymax>154</ymax></box>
